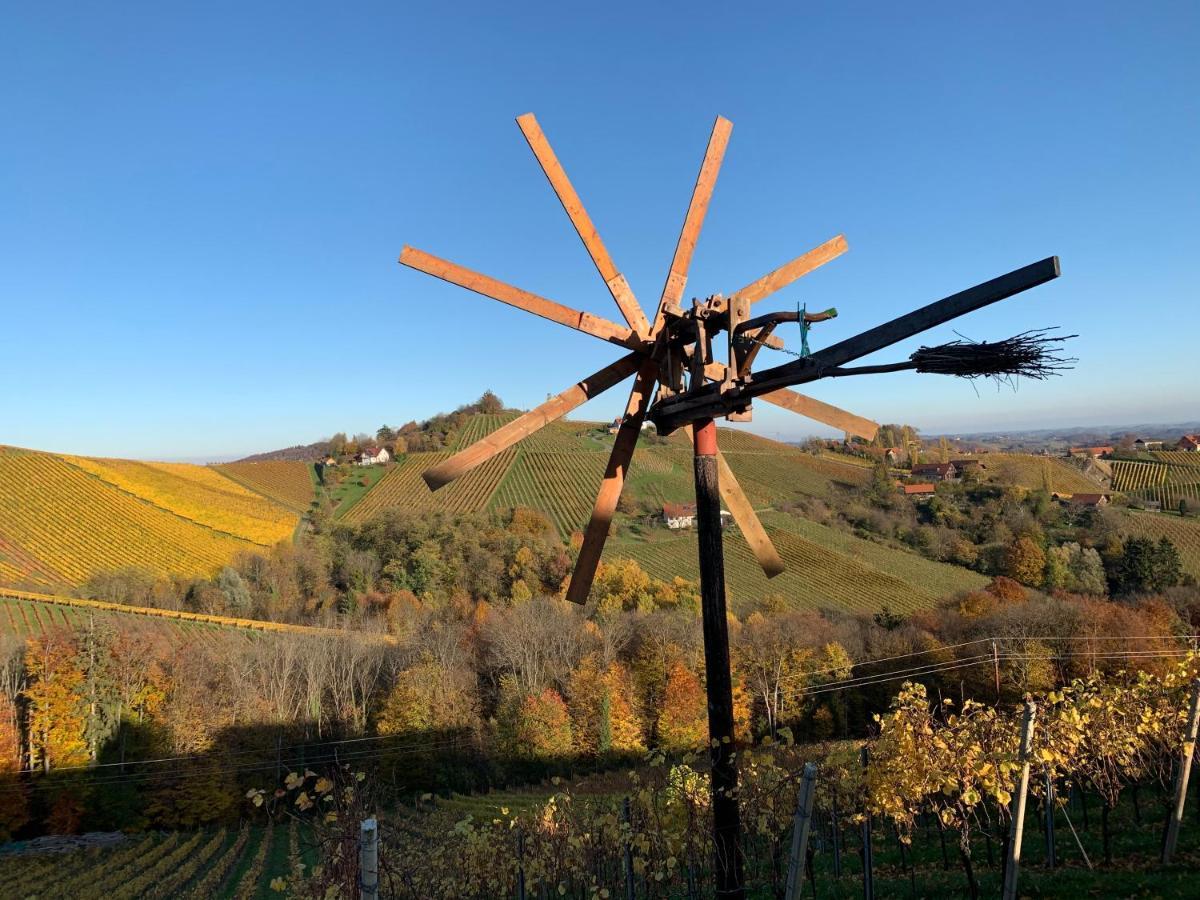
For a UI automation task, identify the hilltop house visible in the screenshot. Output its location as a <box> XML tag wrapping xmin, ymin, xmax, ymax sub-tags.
<box><xmin>357</xmin><ymin>446</ymin><xmax>390</xmax><ymax>466</ymax></box>
<box><xmin>1179</xmin><ymin>435</ymin><xmax>1200</xmax><ymax>452</ymax></box>
<box><xmin>911</xmin><ymin>462</ymin><xmax>956</xmax><ymax>481</ymax></box>
<box><xmin>1134</xmin><ymin>438</ymin><xmax>1164</xmax><ymax>451</ymax></box>
<box><xmin>662</xmin><ymin>502</ymin><xmax>731</xmax><ymax>530</ymax></box>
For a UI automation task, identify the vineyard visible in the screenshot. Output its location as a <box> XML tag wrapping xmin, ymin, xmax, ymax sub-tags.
<box><xmin>354</xmin><ymin>660</ymin><xmax>1200</xmax><ymax>898</ymax></box>
<box><xmin>0</xmin><ymin>822</ymin><xmax>304</xmax><ymax>900</ymax></box>
<box><xmin>973</xmin><ymin>454</ymin><xmax>1102</xmax><ymax>494</ymax></box>
<box><xmin>611</xmin><ymin>516</ymin><xmax>984</xmax><ymax>615</ymax></box>
<box><xmin>215</xmin><ymin>460</ymin><xmax>317</xmax><ymax>513</ymax></box>
<box><xmin>1110</xmin><ymin>456</ymin><xmax>1200</xmax><ymax>509</ymax></box>
<box><xmin>64</xmin><ymin>456</ymin><xmax>297</xmax><ymax>545</ymax></box>
<box><xmin>1120</xmin><ymin>511</ymin><xmax>1200</xmax><ymax>580</ymax></box>
<box><xmin>341</xmin><ymin>448</ymin><xmax>517</xmax><ymax>525</ymax></box>
<box><xmin>0</xmin><ymin>449</ymin><xmax>266</xmax><ymax>587</ymax></box>
<box><xmin>1109</xmin><ymin>459</ymin><xmax>1168</xmax><ymax>492</ymax></box>
<box><xmin>0</xmin><ymin>588</ymin><xmax>392</xmax><ymax>645</ymax></box>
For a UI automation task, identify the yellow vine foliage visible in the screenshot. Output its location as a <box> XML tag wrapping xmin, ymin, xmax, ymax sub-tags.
<box><xmin>65</xmin><ymin>456</ymin><xmax>296</xmax><ymax>545</ymax></box>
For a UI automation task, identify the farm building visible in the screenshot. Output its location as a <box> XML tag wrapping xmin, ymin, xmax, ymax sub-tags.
<box><xmin>662</xmin><ymin>502</ymin><xmax>731</xmax><ymax>530</ymax></box>
<box><xmin>950</xmin><ymin>459</ymin><xmax>985</xmax><ymax>476</ymax></box>
<box><xmin>1134</xmin><ymin>438</ymin><xmax>1164</xmax><ymax>451</ymax></box>
<box><xmin>1069</xmin><ymin>446</ymin><xmax>1114</xmax><ymax>459</ymax></box>
<box><xmin>1056</xmin><ymin>492</ymin><xmax>1111</xmax><ymax>508</ymax></box>
<box><xmin>901</xmin><ymin>483</ymin><xmax>936</xmax><ymax>496</ymax></box>
<box><xmin>356</xmin><ymin>447</ymin><xmax>390</xmax><ymax>466</ymax></box>
<box><xmin>1179</xmin><ymin>435</ymin><xmax>1200</xmax><ymax>452</ymax></box>
<box><xmin>911</xmin><ymin>462</ymin><xmax>956</xmax><ymax>481</ymax></box>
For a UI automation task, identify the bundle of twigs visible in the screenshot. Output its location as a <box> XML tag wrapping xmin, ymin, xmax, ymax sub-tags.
<box><xmin>910</xmin><ymin>328</ymin><xmax>1077</xmax><ymax>381</ymax></box>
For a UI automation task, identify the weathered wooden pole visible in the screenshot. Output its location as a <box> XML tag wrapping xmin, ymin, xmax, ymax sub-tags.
<box><xmin>1162</xmin><ymin>678</ymin><xmax>1200</xmax><ymax>864</ymax></box>
<box><xmin>785</xmin><ymin>763</ymin><xmax>818</xmax><ymax>900</ymax></box>
<box><xmin>693</xmin><ymin>417</ymin><xmax>744</xmax><ymax>898</ymax></box>
<box><xmin>860</xmin><ymin>746</ymin><xmax>874</xmax><ymax>900</ymax></box>
<box><xmin>359</xmin><ymin>817</ymin><xmax>379</xmax><ymax>900</ymax></box>
<box><xmin>1002</xmin><ymin>701</ymin><xmax>1036</xmax><ymax>900</ymax></box>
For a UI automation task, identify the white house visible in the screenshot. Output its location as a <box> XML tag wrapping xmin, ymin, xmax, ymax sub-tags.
<box><xmin>357</xmin><ymin>446</ymin><xmax>390</xmax><ymax>466</ymax></box>
<box><xmin>662</xmin><ymin>502</ymin><xmax>732</xmax><ymax>530</ymax></box>
<box><xmin>1134</xmin><ymin>438</ymin><xmax>1164</xmax><ymax>451</ymax></box>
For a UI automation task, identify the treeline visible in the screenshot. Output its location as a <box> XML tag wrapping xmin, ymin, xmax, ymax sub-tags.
<box><xmin>4</xmin><ymin>504</ymin><xmax>1198</xmax><ymax>837</ymax></box>
<box><xmin>788</xmin><ymin>464</ymin><xmax>1190</xmax><ymax>597</ymax></box>
<box><xmin>322</xmin><ymin>390</ymin><xmax>510</xmax><ymax>459</ymax></box>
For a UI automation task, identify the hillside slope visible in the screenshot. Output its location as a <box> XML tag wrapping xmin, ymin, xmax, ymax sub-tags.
<box><xmin>0</xmin><ymin>447</ymin><xmax>295</xmax><ymax>589</ymax></box>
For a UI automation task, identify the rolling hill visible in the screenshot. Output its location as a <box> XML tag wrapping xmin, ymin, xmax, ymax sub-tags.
<box><xmin>0</xmin><ymin>446</ymin><xmax>298</xmax><ymax>589</ymax></box>
<box><xmin>6</xmin><ymin>413</ymin><xmax>1159</xmax><ymax>619</ymax></box>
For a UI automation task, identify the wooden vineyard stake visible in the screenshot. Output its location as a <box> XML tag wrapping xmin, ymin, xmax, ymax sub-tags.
<box><xmin>622</xmin><ymin>797</ymin><xmax>635</xmax><ymax>900</ymax></box>
<box><xmin>785</xmin><ymin>762</ymin><xmax>818</xmax><ymax>900</ymax></box>
<box><xmin>1044</xmin><ymin>770</ymin><xmax>1057</xmax><ymax>869</ymax></box>
<box><xmin>359</xmin><ymin>817</ymin><xmax>379</xmax><ymax>900</ymax></box>
<box><xmin>1002</xmin><ymin>701</ymin><xmax>1037</xmax><ymax>900</ymax></box>
<box><xmin>398</xmin><ymin>111</ymin><xmax>1068</xmax><ymax>899</ymax></box>
<box><xmin>860</xmin><ymin>745</ymin><xmax>874</xmax><ymax>900</ymax></box>
<box><xmin>1162</xmin><ymin>678</ymin><xmax>1200</xmax><ymax>864</ymax></box>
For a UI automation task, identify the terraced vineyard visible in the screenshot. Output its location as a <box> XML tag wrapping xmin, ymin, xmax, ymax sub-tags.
<box><xmin>66</xmin><ymin>456</ymin><xmax>297</xmax><ymax>545</ymax></box>
<box><xmin>0</xmin><ymin>824</ymin><xmax>298</xmax><ymax>900</ymax></box>
<box><xmin>1110</xmin><ymin>459</ymin><xmax>1168</xmax><ymax>492</ymax></box>
<box><xmin>490</xmin><ymin>450</ymin><xmax>610</xmax><ymax>537</ymax></box>
<box><xmin>1149</xmin><ymin>451</ymin><xmax>1200</xmax><ymax>467</ymax></box>
<box><xmin>0</xmin><ymin>449</ymin><xmax>265</xmax><ymax>586</ymax></box>
<box><xmin>216</xmin><ymin>460</ymin><xmax>317</xmax><ymax>512</ymax></box>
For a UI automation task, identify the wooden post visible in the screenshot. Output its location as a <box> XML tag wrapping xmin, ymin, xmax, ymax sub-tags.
<box><xmin>359</xmin><ymin>817</ymin><xmax>379</xmax><ymax>900</ymax></box>
<box><xmin>693</xmin><ymin>417</ymin><xmax>744</xmax><ymax>899</ymax></box>
<box><xmin>517</xmin><ymin>828</ymin><xmax>527</xmax><ymax>900</ymax></box>
<box><xmin>1002</xmin><ymin>701</ymin><xmax>1036</xmax><ymax>900</ymax></box>
<box><xmin>622</xmin><ymin>797</ymin><xmax>635</xmax><ymax>900</ymax></box>
<box><xmin>1162</xmin><ymin>678</ymin><xmax>1200</xmax><ymax>864</ymax></box>
<box><xmin>785</xmin><ymin>763</ymin><xmax>818</xmax><ymax>900</ymax></box>
<box><xmin>1044</xmin><ymin>770</ymin><xmax>1057</xmax><ymax>869</ymax></box>
<box><xmin>831</xmin><ymin>799</ymin><xmax>843</xmax><ymax>877</ymax></box>
<box><xmin>860</xmin><ymin>746</ymin><xmax>874</xmax><ymax>900</ymax></box>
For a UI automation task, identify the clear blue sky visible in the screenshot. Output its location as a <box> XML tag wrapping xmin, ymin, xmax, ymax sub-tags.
<box><xmin>2</xmin><ymin>1</ymin><xmax>1196</xmax><ymax>460</ymax></box>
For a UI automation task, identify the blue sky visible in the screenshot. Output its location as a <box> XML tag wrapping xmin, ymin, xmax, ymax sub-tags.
<box><xmin>1</xmin><ymin>1</ymin><xmax>1196</xmax><ymax>460</ymax></box>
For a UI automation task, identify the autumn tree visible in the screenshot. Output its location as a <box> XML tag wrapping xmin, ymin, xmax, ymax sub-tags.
<box><xmin>1003</xmin><ymin>536</ymin><xmax>1046</xmax><ymax>586</ymax></box>
<box><xmin>657</xmin><ymin>660</ymin><xmax>707</xmax><ymax>751</ymax></box>
<box><xmin>24</xmin><ymin>631</ymin><xmax>90</xmax><ymax>772</ymax></box>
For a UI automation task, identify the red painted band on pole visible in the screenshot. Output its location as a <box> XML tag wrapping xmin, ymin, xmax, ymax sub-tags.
<box><xmin>693</xmin><ymin>417</ymin><xmax>717</xmax><ymax>456</ymax></box>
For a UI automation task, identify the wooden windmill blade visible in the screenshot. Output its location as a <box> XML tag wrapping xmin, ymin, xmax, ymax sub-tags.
<box><xmin>564</xmin><ymin>360</ymin><xmax>658</xmax><ymax>604</ymax></box>
<box><xmin>422</xmin><ymin>352</ymin><xmax>642</xmax><ymax>491</ymax></box>
<box><xmin>565</xmin><ymin>116</ymin><xmax>738</xmax><ymax>604</ymax></box>
<box><xmin>760</xmin><ymin>388</ymin><xmax>879</xmax><ymax>441</ymax></box>
<box><xmin>730</xmin><ymin>235</ymin><xmax>849</xmax><ymax>306</ymax></box>
<box><xmin>652</xmin><ymin>115</ymin><xmax>733</xmax><ymax>329</ymax></box>
<box><xmin>700</xmin><ymin>361</ymin><xmax>880</xmax><ymax>441</ymax></box>
<box><xmin>516</xmin><ymin>113</ymin><xmax>650</xmax><ymax>335</ymax></box>
<box><xmin>398</xmin><ymin>246</ymin><xmax>643</xmax><ymax>351</ymax></box>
